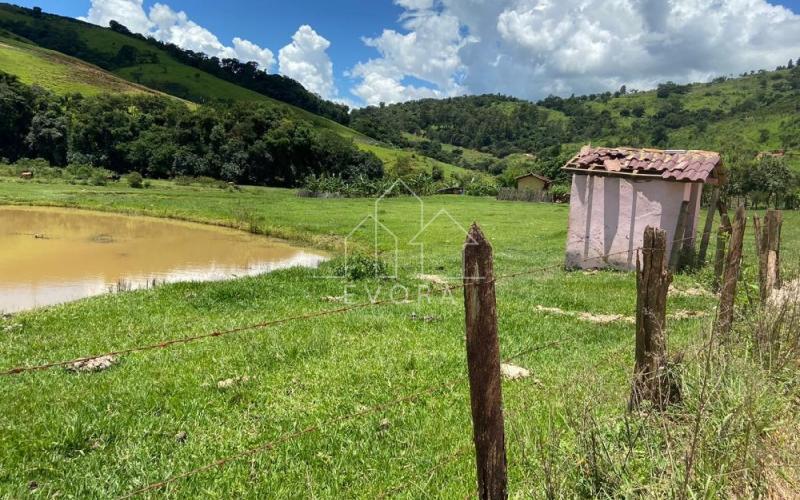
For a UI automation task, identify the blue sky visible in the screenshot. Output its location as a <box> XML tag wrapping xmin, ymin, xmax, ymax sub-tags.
<box><xmin>10</xmin><ymin>0</ymin><xmax>800</xmax><ymax>107</ymax></box>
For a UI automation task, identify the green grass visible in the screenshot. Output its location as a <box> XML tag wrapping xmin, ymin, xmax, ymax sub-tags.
<box><xmin>0</xmin><ymin>35</ymin><xmax>164</xmax><ymax>96</ymax></box>
<box><xmin>0</xmin><ymin>178</ymin><xmax>798</xmax><ymax>497</ymax></box>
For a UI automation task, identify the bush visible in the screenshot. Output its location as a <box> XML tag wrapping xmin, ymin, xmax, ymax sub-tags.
<box><xmin>126</xmin><ymin>172</ymin><xmax>144</xmax><ymax>188</ymax></box>
<box><xmin>329</xmin><ymin>254</ymin><xmax>388</xmax><ymax>280</ymax></box>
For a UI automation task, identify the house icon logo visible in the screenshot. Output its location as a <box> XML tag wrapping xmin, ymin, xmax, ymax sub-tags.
<box><xmin>328</xmin><ymin>179</ymin><xmax>479</xmax><ymax>281</ymax></box>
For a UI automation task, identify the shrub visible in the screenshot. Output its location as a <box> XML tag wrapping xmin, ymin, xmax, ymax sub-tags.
<box><xmin>126</xmin><ymin>172</ymin><xmax>144</xmax><ymax>188</ymax></box>
<box><xmin>329</xmin><ymin>254</ymin><xmax>388</xmax><ymax>280</ymax></box>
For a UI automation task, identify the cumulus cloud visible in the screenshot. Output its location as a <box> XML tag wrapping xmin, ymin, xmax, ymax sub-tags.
<box><xmin>82</xmin><ymin>0</ymin><xmax>152</xmax><ymax>33</ymax></box>
<box><xmin>279</xmin><ymin>25</ymin><xmax>336</xmax><ymax>99</ymax></box>
<box><xmin>350</xmin><ymin>6</ymin><xmax>474</xmax><ymax>105</ymax></box>
<box><xmin>351</xmin><ymin>0</ymin><xmax>800</xmax><ymax>103</ymax></box>
<box><xmin>82</xmin><ymin>0</ymin><xmax>274</xmax><ymax>71</ymax></box>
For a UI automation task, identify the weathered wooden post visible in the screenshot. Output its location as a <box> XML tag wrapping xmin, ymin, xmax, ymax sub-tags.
<box><xmin>755</xmin><ymin>210</ymin><xmax>782</xmax><ymax>302</ymax></box>
<box><xmin>716</xmin><ymin>206</ymin><xmax>746</xmax><ymax>338</ymax></box>
<box><xmin>698</xmin><ymin>187</ymin><xmax>719</xmax><ymax>265</ymax></box>
<box><xmin>669</xmin><ymin>201</ymin><xmax>690</xmax><ymax>272</ymax></box>
<box><xmin>463</xmin><ymin>223</ymin><xmax>507</xmax><ymax>500</ymax></box>
<box><xmin>630</xmin><ymin>227</ymin><xmax>677</xmax><ymax>410</ymax></box>
<box><xmin>712</xmin><ymin>200</ymin><xmax>733</xmax><ymax>292</ymax></box>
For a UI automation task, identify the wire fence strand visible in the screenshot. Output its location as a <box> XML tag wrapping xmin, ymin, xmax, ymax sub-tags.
<box><xmin>0</xmin><ymin>233</ymin><xmax>706</xmax><ymax>377</ymax></box>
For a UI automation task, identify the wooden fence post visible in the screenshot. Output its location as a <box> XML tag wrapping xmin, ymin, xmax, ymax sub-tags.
<box><xmin>755</xmin><ymin>210</ymin><xmax>783</xmax><ymax>302</ymax></box>
<box><xmin>716</xmin><ymin>206</ymin><xmax>746</xmax><ymax>338</ymax></box>
<box><xmin>630</xmin><ymin>227</ymin><xmax>678</xmax><ymax>410</ymax></box>
<box><xmin>712</xmin><ymin>200</ymin><xmax>733</xmax><ymax>292</ymax></box>
<box><xmin>698</xmin><ymin>187</ymin><xmax>719</xmax><ymax>265</ymax></box>
<box><xmin>669</xmin><ymin>201</ymin><xmax>690</xmax><ymax>272</ymax></box>
<box><xmin>463</xmin><ymin>223</ymin><xmax>507</xmax><ymax>500</ymax></box>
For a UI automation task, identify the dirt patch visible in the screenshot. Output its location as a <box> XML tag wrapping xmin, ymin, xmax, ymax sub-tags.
<box><xmin>217</xmin><ymin>375</ymin><xmax>253</xmax><ymax>389</ymax></box>
<box><xmin>501</xmin><ymin>363</ymin><xmax>531</xmax><ymax>380</ymax></box>
<box><xmin>669</xmin><ymin>285</ymin><xmax>714</xmax><ymax>298</ymax></box>
<box><xmin>769</xmin><ymin>278</ymin><xmax>800</xmax><ymax>309</ymax></box>
<box><xmin>417</xmin><ymin>274</ymin><xmax>451</xmax><ymax>288</ymax></box>
<box><xmin>535</xmin><ymin>305</ymin><xmax>634</xmax><ymax>324</ymax></box>
<box><xmin>67</xmin><ymin>355</ymin><xmax>117</xmax><ymax>373</ymax></box>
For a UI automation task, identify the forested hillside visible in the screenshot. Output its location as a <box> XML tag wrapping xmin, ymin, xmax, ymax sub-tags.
<box><xmin>0</xmin><ymin>71</ymin><xmax>381</xmax><ymax>186</ymax></box>
<box><xmin>351</xmin><ymin>66</ymin><xmax>800</xmax><ymax>177</ymax></box>
<box><xmin>0</xmin><ymin>3</ymin><xmax>349</xmax><ymax>123</ymax></box>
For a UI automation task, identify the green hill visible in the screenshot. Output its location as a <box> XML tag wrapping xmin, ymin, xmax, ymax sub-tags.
<box><xmin>0</xmin><ymin>4</ymin><xmax>481</xmax><ymax>180</ymax></box>
<box><xmin>0</xmin><ymin>33</ymin><xmax>169</xmax><ymax>97</ymax></box>
<box><xmin>351</xmin><ymin>69</ymin><xmax>800</xmax><ymax>178</ymax></box>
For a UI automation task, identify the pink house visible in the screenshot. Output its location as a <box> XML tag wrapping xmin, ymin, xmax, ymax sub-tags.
<box><xmin>563</xmin><ymin>146</ymin><xmax>725</xmax><ymax>270</ymax></box>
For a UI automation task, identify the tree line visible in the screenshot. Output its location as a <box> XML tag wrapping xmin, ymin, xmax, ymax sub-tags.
<box><xmin>351</xmin><ymin>65</ymin><xmax>800</xmax><ymax>159</ymax></box>
<box><xmin>0</xmin><ymin>72</ymin><xmax>381</xmax><ymax>187</ymax></box>
<box><xmin>0</xmin><ymin>4</ymin><xmax>350</xmax><ymax>124</ymax></box>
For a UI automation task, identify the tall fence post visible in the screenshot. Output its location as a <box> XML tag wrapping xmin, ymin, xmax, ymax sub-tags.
<box><xmin>669</xmin><ymin>201</ymin><xmax>690</xmax><ymax>272</ymax></box>
<box><xmin>717</xmin><ymin>206</ymin><xmax>746</xmax><ymax>338</ymax></box>
<box><xmin>463</xmin><ymin>223</ymin><xmax>507</xmax><ymax>500</ymax></box>
<box><xmin>630</xmin><ymin>226</ymin><xmax>677</xmax><ymax>410</ymax></box>
<box><xmin>755</xmin><ymin>210</ymin><xmax>782</xmax><ymax>302</ymax></box>
<box><xmin>698</xmin><ymin>187</ymin><xmax>719</xmax><ymax>265</ymax></box>
<box><xmin>712</xmin><ymin>200</ymin><xmax>733</xmax><ymax>292</ymax></box>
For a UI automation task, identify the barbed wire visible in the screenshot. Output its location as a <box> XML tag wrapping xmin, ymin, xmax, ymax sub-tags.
<box><xmin>116</xmin><ymin>337</ymin><xmax>561</xmax><ymax>498</ymax></box>
<box><xmin>0</xmin><ymin>233</ymin><xmax>707</xmax><ymax>377</ymax></box>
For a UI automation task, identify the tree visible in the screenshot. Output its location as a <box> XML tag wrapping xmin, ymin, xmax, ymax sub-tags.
<box><xmin>788</xmin><ymin>59</ymin><xmax>795</xmax><ymax>69</ymax></box>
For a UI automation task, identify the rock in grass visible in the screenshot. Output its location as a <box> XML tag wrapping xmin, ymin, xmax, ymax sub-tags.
<box><xmin>501</xmin><ymin>363</ymin><xmax>530</xmax><ymax>381</ymax></box>
<box><xmin>217</xmin><ymin>375</ymin><xmax>252</xmax><ymax>389</ymax></box>
<box><xmin>175</xmin><ymin>431</ymin><xmax>188</xmax><ymax>444</ymax></box>
<box><xmin>67</xmin><ymin>355</ymin><xmax>117</xmax><ymax>373</ymax></box>
<box><xmin>28</xmin><ymin>481</ymin><xmax>38</xmax><ymax>491</ymax></box>
<box><xmin>378</xmin><ymin>418</ymin><xmax>390</xmax><ymax>432</ymax></box>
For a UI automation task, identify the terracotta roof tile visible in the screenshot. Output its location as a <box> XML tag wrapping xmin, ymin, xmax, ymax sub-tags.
<box><xmin>562</xmin><ymin>146</ymin><xmax>722</xmax><ymax>183</ymax></box>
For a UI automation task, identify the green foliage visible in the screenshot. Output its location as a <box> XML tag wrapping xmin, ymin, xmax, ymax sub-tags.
<box><xmin>0</xmin><ymin>74</ymin><xmax>385</xmax><ymax>187</ymax></box>
<box><xmin>328</xmin><ymin>254</ymin><xmax>388</xmax><ymax>280</ymax></box>
<box><xmin>125</xmin><ymin>171</ymin><xmax>143</xmax><ymax>188</ymax></box>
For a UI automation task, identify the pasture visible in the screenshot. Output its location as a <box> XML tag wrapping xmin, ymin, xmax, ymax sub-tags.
<box><xmin>0</xmin><ymin>178</ymin><xmax>798</xmax><ymax>497</ymax></box>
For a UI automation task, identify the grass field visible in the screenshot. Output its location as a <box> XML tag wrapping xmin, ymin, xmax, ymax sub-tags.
<box><xmin>0</xmin><ymin>178</ymin><xmax>798</xmax><ymax>497</ymax></box>
<box><xmin>0</xmin><ymin>36</ymin><xmax>164</xmax><ymax>97</ymax></box>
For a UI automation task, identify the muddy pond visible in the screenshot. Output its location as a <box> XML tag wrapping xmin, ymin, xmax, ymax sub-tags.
<box><xmin>0</xmin><ymin>206</ymin><xmax>326</xmax><ymax>313</ymax></box>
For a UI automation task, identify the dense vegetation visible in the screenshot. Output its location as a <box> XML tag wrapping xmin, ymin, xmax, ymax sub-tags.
<box><xmin>352</xmin><ymin>67</ymin><xmax>800</xmax><ymax>159</ymax></box>
<box><xmin>0</xmin><ymin>3</ymin><xmax>349</xmax><ymax>123</ymax></box>
<box><xmin>0</xmin><ymin>72</ymin><xmax>380</xmax><ymax>186</ymax></box>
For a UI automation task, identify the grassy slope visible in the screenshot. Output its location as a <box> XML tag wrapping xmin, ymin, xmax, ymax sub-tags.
<box><xmin>0</xmin><ymin>178</ymin><xmax>797</xmax><ymax>497</ymax></box>
<box><xmin>0</xmin><ymin>34</ymin><xmax>166</xmax><ymax>97</ymax></box>
<box><xmin>0</xmin><ymin>4</ymin><xmax>482</xmax><ymax>179</ymax></box>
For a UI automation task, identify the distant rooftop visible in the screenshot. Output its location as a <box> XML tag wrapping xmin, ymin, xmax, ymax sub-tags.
<box><xmin>562</xmin><ymin>146</ymin><xmax>724</xmax><ymax>184</ymax></box>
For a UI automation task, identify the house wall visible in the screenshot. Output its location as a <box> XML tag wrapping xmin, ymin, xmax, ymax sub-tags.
<box><xmin>517</xmin><ymin>176</ymin><xmax>547</xmax><ymax>192</ymax></box>
<box><xmin>565</xmin><ymin>174</ymin><xmax>703</xmax><ymax>270</ymax></box>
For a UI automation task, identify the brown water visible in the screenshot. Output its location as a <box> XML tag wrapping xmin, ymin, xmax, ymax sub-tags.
<box><xmin>0</xmin><ymin>206</ymin><xmax>326</xmax><ymax>313</ymax></box>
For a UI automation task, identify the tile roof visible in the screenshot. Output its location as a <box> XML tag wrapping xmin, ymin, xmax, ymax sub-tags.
<box><xmin>562</xmin><ymin>146</ymin><xmax>723</xmax><ymax>183</ymax></box>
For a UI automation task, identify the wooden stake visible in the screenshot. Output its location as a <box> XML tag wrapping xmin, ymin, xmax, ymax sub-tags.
<box><xmin>712</xmin><ymin>199</ymin><xmax>733</xmax><ymax>292</ymax></box>
<box><xmin>669</xmin><ymin>201</ymin><xmax>690</xmax><ymax>272</ymax></box>
<box><xmin>717</xmin><ymin>206</ymin><xmax>746</xmax><ymax>338</ymax></box>
<box><xmin>463</xmin><ymin>223</ymin><xmax>507</xmax><ymax>500</ymax></box>
<box><xmin>698</xmin><ymin>187</ymin><xmax>719</xmax><ymax>265</ymax></box>
<box><xmin>630</xmin><ymin>227</ymin><xmax>677</xmax><ymax>410</ymax></box>
<box><xmin>756</xmin><ymin>210</ymin><xmax>783</xmax><ymax>302</ymax></box>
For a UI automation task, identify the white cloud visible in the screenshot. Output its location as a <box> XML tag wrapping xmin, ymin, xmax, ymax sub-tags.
<box><xmin>82</xmin><ymin>0</ymin><xmax>152</xmax><ymax>33</ymax></box>
<box><xmin>82</xmin><ymin>0</ymin><xmax>274</xmax><ymax>71</ymax></box>
<box><xmin>350</xmin><ymin>6</ymin><xmax>474</xmax><ymax>105</ymax></box>
<box><xmin>350</xmin><ymin>0</ymin><xmax>800</xmax><ymax>103</ymax></box>
<box><xmin>279</xmin><ymin>25</ymin><xmax>336</xmax><ymax>99</ymax></box>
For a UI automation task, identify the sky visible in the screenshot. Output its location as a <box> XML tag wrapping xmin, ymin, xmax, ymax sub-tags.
<box><xmin>11</xmin><ymin>0</ymin><xmax>800</xmax><ymax>108</ymax></box>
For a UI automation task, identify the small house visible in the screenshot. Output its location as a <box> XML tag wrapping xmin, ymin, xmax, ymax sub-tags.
<box><xmin>515</xmin><ymin>172</ymin><xmax>551</xmax><ymax>192</ymax></box>
<box><xmin>563</xmin><ymin>146</ymin><xmax>724</xmax><ymax>270</ymax></box>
